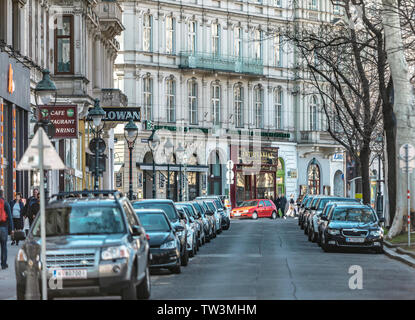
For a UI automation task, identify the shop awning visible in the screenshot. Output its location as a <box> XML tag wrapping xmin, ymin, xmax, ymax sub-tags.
<box><xmin>137</xmin><ymin>163</ymin><xmax>209</xmax><ymax>173</ymax></box>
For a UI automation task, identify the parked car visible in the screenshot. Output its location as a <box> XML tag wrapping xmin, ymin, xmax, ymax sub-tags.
<box><xmin>134</xmin><ymin>209</ymin><xmax>182</xmax><ymax>274</ymax></box>
<box><xmin>204</xmin><ymin>200</ymin><xmax>222</xmax><ymax>234</ymax></box>
<box><xmin>132</xmin><ymin>199</ymin><xmax>189</xmax><ymax>267</ymax></box>
<box><xmin>302</xmin><ymin>196</ymin><xmax>322</xmax><ymax>232</ymax></box>
<box><xmin>175</xmin><ymin>202</ymin><xmax>205</xmax><ymax>248</ymax></box>
<box><xmin>176</xmin><ymin>206</ymin><xmax>198</xmax><ymax>257</ymax></box>
<box><xmin>299</xmin><ymin>196</ymin><xmax>314</xmax><ymax>228</ymax></box>
<box><xmin>194</xmin><ymin>200</ymin><xmax>216</xmax><ymax>238</ymax></box>
<box><xmin>196</xmin><ymin>196</ymin><xmax>230</xmax><ymax>230</ymax></box>
<box><xmin>307</xmin><ymin>197</ymin><xmax>361</xmax><ymax>242</ymax></box>
<box><xmin>231</xmin><ymin>199</ymin><xmax>278</xmax><ymax>220</ymax></box>
<box><xmin>15</xmin><ymin>190</ymin><xmax>151</xmax><ymax>300</ymax></box>
<box><xmin>319</xmin><ymin>204</ymin><xmax>385</xmax><ymax>253</ymax></box>
<box><xmin>317</xmin><ymin>201</ymin><xmax>362</xmax><ymax>246</ymax></box>
<box><xmin>191</xmin><ymin>201</ymin><xmax>213</xmax><ymax>242</ymax></box>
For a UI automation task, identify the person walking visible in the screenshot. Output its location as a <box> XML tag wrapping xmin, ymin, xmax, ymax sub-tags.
<box><xmin>287</xmin><ymin>194</ymin><xmax>295</xmax><ymax>217</ymax></box>
<box><xmin>23</xmin><ymin>189</ymin><xmax>39</xmax><ymax>227</ymax></box>
<box><xmin>10</xmin><ymin>193</ymin><xmax>24</xmax><ymax>245</ymax></box>
<box><xmin>0</xmin><ymin>189</ymin><xmax>14</xmax><ymax>270</ymax></box>
<box><xmin>279</xmin><ymin>193</ymin><xmax>288</xmax><ymax>219</ymax></box>
<box><xmin>275</xmin><ymin>196</ymin><xmax>281</xmax><ymax>218</ymax></box>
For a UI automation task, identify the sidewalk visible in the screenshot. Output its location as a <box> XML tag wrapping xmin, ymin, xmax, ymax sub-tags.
<box><xmin>0</xmin><ymin>237</ymin><xmax>19</xmax><ymax>300</ymax></box>
<box><xmin>384</xmin><ymin>240</ymin><xmax>415</xmax><ymax>268</ymax></box>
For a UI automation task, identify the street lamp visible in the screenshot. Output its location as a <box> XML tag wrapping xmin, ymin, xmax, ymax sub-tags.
<box><xmin>164</xmin><ymin>139</ymin><xmax>174</xmax><ymax>200</ymax></box>
<box><xmin>176</xmin><ymin>143</ymin><xmax>185</xmax><ymax>201</ymax></box>
<box><xmin>124</xmin><ymin>118</ymin><xmax>139</xmax><ymax>200</ymax></box>
<box><xmin>376</xmin><ymin>135</ymin><xmax>384</xmax><ymax>219</ymax></box>
<box><xmin>34</xmin><ymin>69</ymin><xmax>58</xmax><ymax>202</ymax></box>
<box><xmin>88</xmin><ymin>99</ymin><xmax>106</xmax><ymax>191</ymax></box>
<box><xmin>148</xmin><ymin>129</ymin><xmax>160</xmax><ymax>198</ymax></box>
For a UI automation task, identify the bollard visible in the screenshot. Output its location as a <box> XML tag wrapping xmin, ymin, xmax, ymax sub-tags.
<box><xmin>24</xmin><ymin>239</ymin><xmax>41</xmax><ymax>300</ymax></box>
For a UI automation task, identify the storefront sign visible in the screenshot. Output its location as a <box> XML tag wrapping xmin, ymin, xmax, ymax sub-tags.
<box><xmin>332</xmin><ymin>153</ymin><xmax>344</xmax><ymax>161</ymax></box>
<box><xmin>85</xmin><ymin>107</ymin><xmax>141</xmax><ymax>122</ymax></box>
<box><xmin>288</xmin><ymin>169</ymin><xmax>297</xmax><ymax>179</ymax></box>
<box><xmin>238</xmin><ymin>147</ymin><xmax>278</xmax><ymax>165</ymax></box>
<box><xmin>38</xmin><ymin>105</ymin><xmax>78</xmax><ymax>139</ymax></box>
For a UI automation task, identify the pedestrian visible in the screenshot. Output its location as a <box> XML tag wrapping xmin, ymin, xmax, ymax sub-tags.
<box><xmin>287</xmin><ymin>194</ymin><xmax>295</xmax><ymax>217</ymax></box>
<box><xmin>279</xmin><ymin>193</ymin><xmax>288</xmax><ymax>219</ymax></box>
<box><xmin>0</xmin><ymin>189</ymin><xmax>14</xmax><ymax>270</ymax></box>
<box><xmin>22</xmin><ymin>188</ymin><xmax>39</xmax><ymax>227</ymax></box>
<box><xmin>9</xmin><ymin>192</ymin><xmax>24</xmax><ymax>245</ymax></box>
<box><xmin>275</xmin><ymin>196</ymin><xmax>281</xmax><ymax>218</ymax></box>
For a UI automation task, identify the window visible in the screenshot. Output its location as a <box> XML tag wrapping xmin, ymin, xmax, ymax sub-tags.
<box><xmin>188</xmin><ymin>79</ymin><xmax>198</xmax><ymax>125</ymax></box>
<box><xmin>275</xmin><ymin>88</ymin><xmax>283</xmax><ymax>129</ymax></box>
<box><xmin>189</xmin><ymin>21</ymin><xmax>197</xmax><ymax>53</ymax></box>
<box><xmin>274</xmin><ymin>34</ymin><xmax>282</xmax><ymax>67</ymax></box>
<box><xmin>254</xmin><ymin>86</ymin><xmax>264</xmax><ymax>128</ymax></box>
<box><xmin>166</xmin><ymin>16</ymin><xmax>175</xmax><ymax>54</ymax></box>
<box><xmin>143</xmin><ymin>14</ymin><xmax>152</xmax><ymax>52</ymax></box>
<box><xmin>166</xmin><ymin>78</ymin><xmax>176</xmax><ymax>123</ymax></box>
<box><xmin>333</xmin><ymin>2</ymin><xmax>341</xmax><ymax>14</ymax></box>
<box><xmin>254</xmin><ymin>29</ymin><xmax>262</xmax><ymax>60</ymax></box>
<box><xmin>309</xmin><ymin>95</ymin><xmax>318</xmax><ymax>131</ymax></box>
<box><xmin>234</xmin><ymin>84</ymin><xmax>244</xmax><ymax>128</ymax></box>
<box><xmin>274</xmin><ymin>0</ymin><xmax>282</xmax><ymax>6</ymax></box>
<box><xmin>308</xmin><ymin>162</ymin><xmax>320</xmax><ymax>195</ymax></box>
<box><xmin>309</xmin><ymin>0</ymin><xmax>318</xmax><ymax>10</ymax></box>
<box><xmin>234</xmin><ymin>27</ymin><xmax>242</xmax><ymax>57</ymax></box>
<box><xmin>212</xmin><ymin>23</ymin><xmax>220</xmax><ymax>55</ymax></box>
<box><xmin>55</xmin><ymin>16</ymin><xmax>73</xmax><ymax>74</ymax></box>
<box><xmin>212</xmin><ymin>82</ymin><xmax>221</xmax><ymax>125</ymax></box>
<box><xmin>143</xmin><ymin>76</ymin><xmax>153</xmax><ymax>121</ymax></box>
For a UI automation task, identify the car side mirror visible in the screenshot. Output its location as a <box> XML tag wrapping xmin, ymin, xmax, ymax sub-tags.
<box><xmin>174</xmin><ymin>225</ymin><xmax>185</xmax><ymax>232</ymax></box>
<box><xmin>132</xmin><ymin>225</ymin><xmax>144</xmax><ymax>236</ymax></box>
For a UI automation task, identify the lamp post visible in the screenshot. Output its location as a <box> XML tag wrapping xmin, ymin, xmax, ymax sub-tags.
<box><xmin>124</xmin><ymin>118</ymin><xmax>139</xmax><ymax>200</ymax></box>
<box><xmin>34</xmin><ymin>69</ymin><xmax>57</xmax><ymax>202</ymax></box>
<box><xmin>176</xmin><ymin>143</ymin><xmax>185</xmax><ymax>201</ymax></box>
<box><xmin>88</xmin><ymin>99</ymin><xmax>106</xmax><ymax>191</ymax></box>
<box><xmin>164</xmin><ymin>139</ymin><xmax>174</xmax><ymax>200</ymax></box>
<box><xmin>376</xmin><ymin>135</ymin><xmax>384</xmax><ymax>219</ymax></box>
<box><xmin>148</xmin><ymin>129</ymin><xmax>160</xmax><ymax>199</ymax></box>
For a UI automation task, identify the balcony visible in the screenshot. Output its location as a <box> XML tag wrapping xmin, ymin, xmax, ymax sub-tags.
<box><xmin>179</xmin><ymin>52</ymin><xmax>263</xmax><ymax>75</ymax></box>
<box><xmin>299</xmin><ymin>131</ymin><xmax>335</xmax><ymax>144</ymax></box>
<box><xmin>95</xmin><ymin>0</ymin><xmax>125</xmax><ymax>39</ymax></box>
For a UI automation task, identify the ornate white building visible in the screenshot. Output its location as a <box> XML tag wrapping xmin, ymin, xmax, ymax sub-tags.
<box><xmin>114</xmin><ymin>0</ymin><xmax>346</xmax><ymax>205</ymax></box>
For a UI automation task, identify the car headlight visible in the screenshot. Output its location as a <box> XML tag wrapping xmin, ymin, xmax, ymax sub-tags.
<box><xmin>327</xmin><ymin>228</ymin><xmax>340</xmax><ymax>235</ymax></box>
<box><xmin>101</xmin><ymin>245</ymin><xmax>129</xmax><ymax>260</ymax></box>
<box><xmin>17</xmin><ymin>248</ymin><xmax>27</xmax><ymax>262</ymax></box>
<box><xmin>160</xmin><ymin>240</ymin><xmax>176</xmax><ymax>249</ymax></box>
<box><xmin>370</xmin><ymin>229</ymin><xmax>383</xmax><ymax>237</ymax></box>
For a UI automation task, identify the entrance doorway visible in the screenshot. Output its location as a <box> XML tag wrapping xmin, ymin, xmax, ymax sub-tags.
<box><xmin>208</xmin><ymin>151</ymin><xmax>222</xmax><ymax>195</ymax></box>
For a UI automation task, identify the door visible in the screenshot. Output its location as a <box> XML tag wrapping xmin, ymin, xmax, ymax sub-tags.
<box><xmin>258</xmin><ymin>200</ymin><xmax>266</xmax><ymax>217</ymax></box>
<box><xmin>264</xmin><ymin>200</ymin><xmax>273</xmax><ymax>217</ymax></box>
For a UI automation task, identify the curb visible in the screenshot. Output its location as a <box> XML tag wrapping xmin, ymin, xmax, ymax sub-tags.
<box><xmin>395</xmin><ymin>247</ymin><xmax>415</xmax><ymax>259</ymax></box>
<box><xmin>384</xmin><ymin>247</ymin><xmax>415</xmax><ymax>268</ymax></box>
<box><xmin>383</xmin><ymin>240</ymin><xmax>398</xmax><ymax>248</ymax></box>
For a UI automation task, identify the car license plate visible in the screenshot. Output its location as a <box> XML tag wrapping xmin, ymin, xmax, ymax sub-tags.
<box><xmin>234</xmin><ymin>213</ymin><xmax>241</xmax><ymax>216</ymax></box>
<box><xmin>53</xmin><ymin>269</ymin><xmax>87</xmax><ymax>279</ymax></box>
<box><xmin>346</xmin><ymin>237</ymin><xmax>365</xmax><ymax>243</ymax></box>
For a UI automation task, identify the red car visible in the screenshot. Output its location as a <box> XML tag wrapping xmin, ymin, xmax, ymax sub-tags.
<box><xmin>231</xmin><ymin>199</ymin><xmax>278</xmax><ymax>220</ymax></box>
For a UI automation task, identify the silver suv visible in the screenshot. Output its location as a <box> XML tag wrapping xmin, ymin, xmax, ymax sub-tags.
<box><xmin>15</xmin><ymin>190</ymin><xmax>151</xmax><ymax>300</ymax></box>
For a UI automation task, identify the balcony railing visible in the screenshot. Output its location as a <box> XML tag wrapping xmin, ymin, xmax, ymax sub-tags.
<box><xmin>95</xmin><ymin>1</ymin><xmax>124</xmax><ymax>38</ymax></box>
<box><xmin>179</xmin><ymin>51</ymin><xmax>263</xmax><ymax>75</ymax></box>
<box><xmin>299</xmin><ymin>130</ymin><xmax>336</xmax><ymax>144</ymax></box>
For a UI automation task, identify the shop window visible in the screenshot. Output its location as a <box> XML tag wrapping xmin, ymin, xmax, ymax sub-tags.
<box><xmin>276</xmin><ymin>157</ymin><xmax>285</xmax><ymax>196</ymax></box>
<box><xmin>55</xmin><ymin>16</ymin><xmax>73</xmax><ymax>74</ymax></box>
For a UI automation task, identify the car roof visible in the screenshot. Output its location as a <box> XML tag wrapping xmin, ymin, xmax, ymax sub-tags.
<box><xmin>134</xmin><ymin>208</ymin><xmax>166</xmax><ymax>214</ymax></box>
<box><xmin>132</xmin><ymin>199</ymin><xmax>174</xmax><ymax>204</ymax></box>
<box><xmin>47</xmin><ymin>198</ymin><xmax>121</xmax><ymax>208</ymax></box>
<box><xmin>332</xmin><ymin>203</ymin><xmax>371</xmax><ymax>209</ymax></box>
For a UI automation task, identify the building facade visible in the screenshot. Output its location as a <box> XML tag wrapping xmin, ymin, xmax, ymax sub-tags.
<box><xmin>0</xmin><ymin>0</ymin><xmax>125</xmax><ymax>201</ymax></box>
<box><xmin>115</xmin><ymin>0</ymin><xmax>346</xmax><ymax>205</ymax></box>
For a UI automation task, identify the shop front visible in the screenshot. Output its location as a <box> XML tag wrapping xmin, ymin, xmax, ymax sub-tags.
<box><xmin>0</xmin><ymin>52</ymin><xmax>30</xmax><ymax>201</ymax></box>
<box><xmin>230</xmin><ymin>145</ymin><xmax>279</xmax><ymax>208</ymax></box>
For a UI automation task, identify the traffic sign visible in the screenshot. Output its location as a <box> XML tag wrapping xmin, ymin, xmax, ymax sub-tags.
<box><xmin>89</xmin><ymin>138</ymin><xmax>106</xmax><ymax>154</ymax></box>
<box><xmin>399</xmin><ymin>143</ymin><xmax>415</xmax><ymax>161</ymax></box>
<box><xmin>226</xmin><ymin>160</ymin><xmax>234</xmax><ymax>170</ymax></box>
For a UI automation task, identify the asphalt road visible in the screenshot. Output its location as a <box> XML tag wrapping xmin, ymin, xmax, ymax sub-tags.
<box><xmin>150</xmin><ymin>218</ymin><xmax>415</xmax><ymax>300</ymax></box>
<box><xmin>2</xmin><ymin>218</ymin><xmax>415</xmax><ymax>299</ymax></box>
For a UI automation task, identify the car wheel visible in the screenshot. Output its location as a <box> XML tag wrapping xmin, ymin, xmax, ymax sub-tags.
<box><xmin>189</xmin><ymin>248</ymin><xmax>194</xmax><ymax>258</ymax></box>
<box><xmin>375</xmin><ymin>245</ymin><xmax>384</xmax><ymax>254</ymax></box>
<box><xmin>312</xmin><ymin>232</ymin><xmax>318</xmax><ymax>243</ymax></box>
<box><xmin>321</xmin><ymin>234</ymin><xmax>331</xmax><ymax>252</ymax></box>
<box><xmin>317</xmin><ymin>232</ymin><xmax>322</xmax><ymax>246</ymax></box>
<box><xmin>170</xmin><ymin>258</ymin><xmax>181</xmax><ymax>274</ymax></box>
<box><xmin>16</xmin><ymin>284</ymin><xmax>25</xmax><ymax>300</ymax></box>
<box><xmin>137</xmin><ymin>264</ymin><xmax>151</xmax><ymax>300</ymax></box>
<box><xmin>271</xmin><ymin>211</ymin><xmax>277</xmax><ymax>220</ymax></box>
<box><xmin>121</xmin><ymin>266</ymin><xmax>138</xmax><ymax>300</ymax></box>
<box><xmin>307</xmin><ymin>227</ymin><xmax>313</xmax><ymax>241</ymax></box>
<box><xmin>304</xmin><ymin>224</ymin><xmax>308</xmax><ymax>235</ymax></box>
<box><xmin>252</xmin><ymin>212</ymin><xmax>258</xmax><ymax>220</ymax></box>
<box><xmin>181</xmin><ymin>248</ymin><xmax>189</xmax><ymax>266</ymax></box>
<box><xmin>300</xmin><ymin>221</ymin><xmax>304</xmax><ymax>229</ymax></box>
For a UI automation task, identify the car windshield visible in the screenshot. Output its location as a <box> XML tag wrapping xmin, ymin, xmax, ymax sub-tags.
<box><xmin>137</xmin><ymin>212</ymin><xmax>171</xmax><ymax>232</ymax></box>
<box><xmin>207</xmin><ymin>202</ymin><xmax>216</xmax><ymax>212</ymax></box>
<box><xmin>240</xmin><ymin>200</ymin><xmax>258</xmax><ymax>207</ymax></box>
<box><xmin>331</xmin><ymin>208</ymin><xmax>377</xmax><ymax>223</ymax></box>
<box><xmin>311</xmin><ymin>198</ymin><xmax>319</xmax><ymax>208</ymax></box>
<box><xmin>305</xmin><ymin>198</ymin><xmax>313</xmax><ymax>207</ymax></box>
<box><xmin>133</xmin><ymin>202</ymin><xmax>178</xmax><ymax>221</ymax></box>
<box><xmin>32</xmin><ymin>205</ymin><xmax>125</xmax><ymax>236</ymax></box>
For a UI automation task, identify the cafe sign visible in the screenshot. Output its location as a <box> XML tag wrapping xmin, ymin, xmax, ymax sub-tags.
<box><xmin>38</xmin><ymin>105</ymin><xmax>78</xmax><ymax>139</ymax></box>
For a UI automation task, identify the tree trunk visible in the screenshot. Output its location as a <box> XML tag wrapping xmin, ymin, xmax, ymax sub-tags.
<box><xmin>359</xmin><ymin>146</ymin><xmax>371</xmax><ymax>205</ymax></box>
<box><xmin>382</xmin><ymin>0</ymin><xmax>415</xmax><ymax>238</ymax></box>
<box><xmin>384</xmin><ymin>118</ymin><xmax>397</xmax><ymax>226</ymax></box>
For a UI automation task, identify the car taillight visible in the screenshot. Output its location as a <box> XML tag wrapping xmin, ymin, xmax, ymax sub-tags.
<box><xmin>146</xmin><ymin>234</ymin><xmax>150</xmax><ymax>241</ymax></box>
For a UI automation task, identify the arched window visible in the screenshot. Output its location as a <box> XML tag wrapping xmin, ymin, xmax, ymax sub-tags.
<box><xmin>188</xmin><ymin>79</ymin><xmax>198</xmax><ymax>125</ymax></box>
<box><xmin>143</xmin><ymin>14</ymin><xmax>152</xmax><ymax>52</ymax></box>
<box><xmin>143</xmin><ymin>75</ymin><xmax>153</xmax><ymax>121</ymax></box>
<box><xmin>275</xmin><ymin>88</ymin><xmax>283</xmax><ymax>129</ymax></box>
<box><xmin>166</xmin><ymin>77</ymin><xmax>176</xmax><ymax>123</ymax></box>
<box><xmin>211</xmin><ymin>81</ymin><xmax>221</xmax><ymax>125</ymax></box>
<box><xmin>234</xmin><ymin>84</ymin><xmax>244</xmax><ymax>128</ymax></box>
<box><xmin>308</xmin><ymin>160</ymin><xmax>320</xmax><ymax>195</ymax></box>
<box><xmin>254</xmin><ymin>85</ymin><xmax>264</xmax><ymax>129</ymax></box>
<box><xmin>309</xmin><ymin>95</ymin><xmax>318</xmax><ymax>131</ymax></box>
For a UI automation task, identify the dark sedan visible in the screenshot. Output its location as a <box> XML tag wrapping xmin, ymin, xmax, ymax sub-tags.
<box><xmin>320</xmin><ymin>204</ymin><xmax>385</xmax><ymax>253</ymax></box>
<box><xmin>135</xmin><ymin>209</ymin><xmax>182</xmax><ymax>274</ymax></box>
